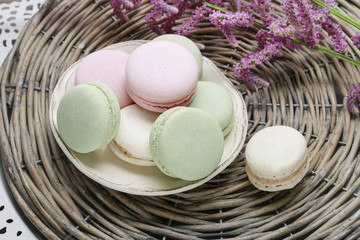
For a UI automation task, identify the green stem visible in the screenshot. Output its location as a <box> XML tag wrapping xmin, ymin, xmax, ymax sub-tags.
<box><xmin>203</xmin><ymin>2</ymin><xmax>227</xmax><ymax>12</ymax></box>
<box><xmin>311</xmin><ymin>0</ymin><xmax>360</xmax><ymax>30</ymax></box>
<box><xmin>291</xmin><ymin>37</ymin><xmax>360</xmax><ymax>67</ymax></box>
<box><xmin>202</xmin><ymin>1</ymin><xmax>360</xmax><ymax>67</ymax></box>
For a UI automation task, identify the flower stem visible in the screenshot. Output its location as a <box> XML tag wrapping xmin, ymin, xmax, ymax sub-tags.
<box><xmin>311</xmin><ymin>0</ymin><xmax>360</xmax><ymax>30</ymax></box>
<box><xmin>203</xmin><ymin>2</ymin><xmax>226</xmax><ymax>12</ymax></box>
<box><xmin>291</xmin><ymin>37</ymin><xmax>360</xmax><ymax>67</ymax></box>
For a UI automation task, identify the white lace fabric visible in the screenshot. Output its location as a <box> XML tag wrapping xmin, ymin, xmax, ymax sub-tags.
<box><xmin>0</xmin><ymin>0</ymin><xmax>44</xmax><ymax>64</ymax></box>
<box><xmin>0</xmin><ymin>0</ymin><xmax>44</xmax><ymax>239</ymax></box>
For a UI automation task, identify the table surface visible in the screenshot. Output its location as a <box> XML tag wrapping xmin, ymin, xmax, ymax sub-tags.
<box><xmin>0</xmin><ymin>1</ymin><xmax>45</xmax><ymax>239</ymax></box>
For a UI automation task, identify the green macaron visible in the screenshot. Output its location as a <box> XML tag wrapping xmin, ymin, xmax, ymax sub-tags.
<box><xmin>187</xmin><ymin>81</ymin><xmax>234</xmax><ymax>136</ymax></box>
<box><xmin>57</xmin><ymin>82</ymin><xmax>120</xmax><ymax>153</ymax></box>
<box><xmin>149</xmin><ymin>107</ymin><xmax>224</xmax><ymax>181</ymax></box>
<box><xmin>153</xmin><ymin>34</ymin><xmax>202</xmax><ymax>80</ymax></box>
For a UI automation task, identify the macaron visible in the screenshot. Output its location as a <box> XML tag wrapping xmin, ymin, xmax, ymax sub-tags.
<box><xmin>153</xmin><ymin>34</ymin><xmax>202</xmax><ymax>79</ymax></box>
<box><xmin>126</xmin><ymin>41</ymin><xmax>199</xmax><ymax>113</ymax></box>
<box><xmin>57</xmin><ymin>82</ymin><xmax>120</xmax><ymax>153</ymax></box>
<box><xmin>245</xmin><ymin>126</ymin><xmax>309</xmax><ymax>192</ymax></box>
<box><xmin>109</xmin><ymin>104</ymin><xmax>160</xmax><ymax>166</ymax></box>
<box><xmin>75</xmin><ymin>49</ymin><xmax>134</xmax><ymax>108</ymax></box>
<box><xmin>187</xmin><ymin>81</ymin><xmax>234</xmax><ymax>136</ymax></box>
<box><xmin>149</xmin><ymin>107</ymin><xmax>224</xmax><ymax>181</ymax></box>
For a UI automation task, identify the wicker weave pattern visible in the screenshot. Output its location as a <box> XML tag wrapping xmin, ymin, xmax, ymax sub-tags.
<box><xmin>1</xmin><ymin>0</ymin><xmax>360</xmax><ymax>239</ymax></box>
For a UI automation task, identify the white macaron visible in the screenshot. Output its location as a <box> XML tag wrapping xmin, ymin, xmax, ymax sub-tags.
<box><xmin>109</xmin><ymin>104</ymin><xmax>160</xmax><ymax>166</ymax></box>
<box><xmin>245</xmin><ymin>126</ymin><xmax>309</xmax><ymax>191</ymax></box>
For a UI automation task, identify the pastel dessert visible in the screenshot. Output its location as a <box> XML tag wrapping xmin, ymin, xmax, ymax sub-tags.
<box><xmin>153</xmin><ymin>34</ymin><xmax>202</xmax><ymax>79</ymax></box>
<box><xmin>245</xmin><ymin>126</ymin><xmax>309</xmax><ymax>192</ymax></box>
<box><xmin>75</xmin><ymin>49</ymin><xmax>133</xmax><ymax>108</ymax></box>
<box><xmin>150</xmin><ymin>107</ymin><xmax>224</xmax><ymax>181</ymax></box>
<box><xmin>57</xmin><ymin>82</ymin><xmax>120</xmax><ymax>153</ymax></box>
<box><xmin>187</xmin><ymin>81</ymin><xmax>234</xmax><ymax>136</ymax></box>
<box><xmin>110</xmin><ymin>104</ymin><xmax>160</xmax><ymax>166</ymax></box>
<box><xmin>126</xmin><ymin>41</ymin><xmax>199</xmax><ymax>112</ymax></box>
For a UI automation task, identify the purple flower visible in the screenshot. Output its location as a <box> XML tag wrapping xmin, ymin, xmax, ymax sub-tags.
<box><xmin>317</xmin><ymin>7</ymin><xmax>348</xmax><ymax>53</ymax></box>
<box><xmin>176</xmin><ymin>5</ymin><xmax>210</xmax><ymax>36</ymax></box>
<box><xmin>280</xmin><ymin>0</ymin><xmax>348</xmax><ymax>53</ymax></box>
<box><xmin>145</xmin><ymin>7</ymin><xmax>164</xmax><ymax>34</ymax></box>
<box><xmin>346</xmin><ymin>83</ymin><xmax>360</xmax><ymax>115</ymax></box>
<box><xmin>209</xmin><ymin>10</ymin><xmax>254</xmax><ymax>46</ymax></box>
<box><xmin>295</xmin><ymin>0</ymin><xmax>323</xmax><ymax>48</ymax></box>
<box><xmin>153</xmin><ymin>0</ymin><xmax>179</xmax><ymax>14</ymax></box>
<box><xmin>233</xmin><ymin>43</ymin><xmax>281</xmax><ymax>89</ymax></box>
<box><xmin>233</xmin><ymin>0</ymin><xmax>251</xmax><ymax>12</ymax></box>
<box><xmin>161</xmin><ymin>1</ymin><xmax>191</xmax><ymax>34</ymax></box>
<box><xmin>145</xmin><ymin>0</ymin><xmax>191</xmax><ymax>35</ymax></box>
<box><xmin>233</xmin><ymin>63</ymin><xmax>270</xmax><ymax>89</ymax></box>
<box><xmin>241</xmin><ymin>43</ymin><xmax>282</xmax><ymax>69</ymax></box>
<box><xmin>250</xmin><ymin>0</ymin><xmax>275</xmax><ymax>27</ymax></box>
<box><xmin>201</xmin><ymin>0</ymin><xmax>231</xmax><ymax>8</ymax></box>
<box><xmin>351</xmin><ymin>31</ymin><xmax>360</xmax><ymax>49</ymax></box>
<box><xmin>323</xmin><ymin>0</ymin><xmax>337</xmax><ymax>6</ymax></box>
<box><xmin>269</xmin><ymin>17</ymin><xmax>296</xmax><ymax>38</ymax></box>
<box><xmin>110</xmin><ymin>0</ymin><xmax>141</xmax><ymax>21</ymax></box>
<box><xmin>245</xmin><ymin>72</ymin><xmax>270</xmax><ymax>89</ymax></box>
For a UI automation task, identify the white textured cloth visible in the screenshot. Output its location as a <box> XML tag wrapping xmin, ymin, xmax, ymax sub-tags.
<box><xmin>0</xmin><ymin>0</ymin><xmax>44</xmax><ymax>64</ymax></box>
<box><xmin>0</xmin><ymin>0</ymin><xmax>44</xmax><ymax>239</ymax></box>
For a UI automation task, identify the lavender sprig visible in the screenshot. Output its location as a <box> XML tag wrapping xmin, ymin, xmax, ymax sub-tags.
<box><xmin>209</xmin><ymin>11</ymin><xmax>254</xmax><ymax>46</ymax></box>
<box><xmin>145</xmin><ymin>0</ymin><xmax>191</xmax><ymax>34</ymax></box>
<box><xmin>346</xmin><ymin>83</ymin><xmax>360</xmax><ymax>115</ymax></box>
<box><xmin>176</xmin><ymin>5</ymin><xmax>210</xmax><ymax>36</ymax></box>
<box><xmin>311</xmin><ymin>0</ymin><xmax>360</xmax><ymax>30</ymax></box>
<box><xmin>110</xmin><ymin>0</ymin><xmax>140</xmax><ymax>21</ymax></box>
<box><xmin>233</xmin><ymin>43</ymin><xmax>282</xmax><ymax>89</ymax></box>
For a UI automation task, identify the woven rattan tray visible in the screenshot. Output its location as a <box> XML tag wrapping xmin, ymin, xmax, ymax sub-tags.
<box><xmin>1</xmin><ymin>0</ymin><xmax>360</xmax><ymax>239</ymax></box>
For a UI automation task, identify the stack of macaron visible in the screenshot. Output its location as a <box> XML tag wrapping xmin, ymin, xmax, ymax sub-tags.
<box><xmin>56</xmin><ymin>34</ymin><xmax>235</xmax><ymax>181</ymax></box>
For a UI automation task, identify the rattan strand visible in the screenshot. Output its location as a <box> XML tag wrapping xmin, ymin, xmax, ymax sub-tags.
<box><xmin>1</xmin><ymin>0</ymin><xmax>360</xmax><ymax>239</ymax></box>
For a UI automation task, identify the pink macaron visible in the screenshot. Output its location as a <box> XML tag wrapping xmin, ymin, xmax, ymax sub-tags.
<box><xmin>125</xmin><ymin>41</ymin><xmax>199</xmax><ymax>113</ymax></box>
<box><xmin>75</xmin><ymin>49</ymin><xmax>134</xmax><ymax>108</ymax></box>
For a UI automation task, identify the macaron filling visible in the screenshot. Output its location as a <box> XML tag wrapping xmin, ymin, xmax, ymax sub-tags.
<box><xmin>245</xmin><ymin>153</ymin><xmax>308</xmax><ymax>185</ymax></box>
<box><xmin>110</xmin><ymin>141</ymin><xmax>155</xmax><ymax>166</ymax></box>
<box><xmin>127</xmin><ymin>85</ymin><xmax>197</xmax><ymax>112</ymax></box>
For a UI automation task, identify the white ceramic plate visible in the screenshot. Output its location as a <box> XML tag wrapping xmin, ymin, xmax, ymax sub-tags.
<box><xmin>49</xmin><ymin>40</ymin><xmax>248</xmax><ymax>196</ymax></box>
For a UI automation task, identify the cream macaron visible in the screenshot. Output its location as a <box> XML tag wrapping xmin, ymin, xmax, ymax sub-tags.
<box><xmin>245</xmin><ymin>126</ymin><xmax>309</xmax><ymax>191</ymax></box>
<box><xmin>109</xmin><ymin>104</ymin><xmax>160</xmax><ymax>166</ymax></box>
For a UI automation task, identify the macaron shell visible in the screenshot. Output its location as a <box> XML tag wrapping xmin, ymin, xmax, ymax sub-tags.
<box><xmin>57</xmin><ymin>83</ymin><xmax>120</xmax><ymax>153</ymax></box>
<box><xmin>187</xmin><ymin>81</ymin><xmax>234</xmax><ymax>136</ymax></box>
<box><xmin>75</xmin><ymin>49</ymin><xmax>133</xmax><ymax>108</ymax></box>
<box><xmin>153</xmin><ymin>34</ymin><xmax>202</xmax><ymax>79</ymax></box>
<box><xmin>126</xmin><ymin>41</ymin><xmax>198</xmax><ymax>112</ymax></box>
<box><xmin>110</xmin><ymin>104</ymin><xmax>160</xmax><ymax>166</ymax></box>
<box><xmin>150</xmin><ymin>107</ymin><xmax>224</xmax><ymax>181</ymax></box>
